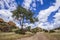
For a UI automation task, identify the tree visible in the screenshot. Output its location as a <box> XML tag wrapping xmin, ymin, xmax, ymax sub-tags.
<box><xmin>12</xmin><ymin>5</ymin><xmax>35</xmax><ymax>30</ymax></box>
<box><xmin>26</xmin><ymin>26</ymin><xmax>31</xmax><ymax>31</ymax></box>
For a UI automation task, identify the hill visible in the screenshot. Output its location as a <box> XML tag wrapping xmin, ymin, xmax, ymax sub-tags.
<box><xmin>0</xmin><ymin>18</ymin><xmax>17</xmax><ymax>32</ymax></box>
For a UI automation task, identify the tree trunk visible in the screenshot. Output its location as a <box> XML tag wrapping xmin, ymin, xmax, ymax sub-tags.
<box><xmin>21</xmin><ymin>16</ymin><xmax>24</xmax><ymax>30</ymax></box>
<box><xmin>20</xmin><ymin>20</ymin><xmax>23</xmax><ymax>29</ymax></box>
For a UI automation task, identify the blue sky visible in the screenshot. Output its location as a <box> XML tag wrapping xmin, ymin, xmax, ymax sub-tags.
<box><xmin>16</xmin><ymin>0</ymin><xmax>57</xmax><ymax>24</ymax></box>
<box><xmin>16</xmin><ymin>0</ymin><xmax>56</xmax><ymax>22</ymax></box>
<box><xmin>0</xmin><ymin>0</ymin><xmax>60</xmax><ymax>30</ymax></box>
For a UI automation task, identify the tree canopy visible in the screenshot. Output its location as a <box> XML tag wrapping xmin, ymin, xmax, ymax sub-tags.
<box><xmin>12</xmin><ymin>5</ymin><xmax>36</xmax><ymax>29</ymax></box>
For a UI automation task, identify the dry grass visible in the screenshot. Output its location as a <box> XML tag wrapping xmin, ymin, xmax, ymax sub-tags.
<box><xmin>0</xmin><ymin>30</ymin><xmax>60</xmax><ymax>40</ymax></box>
<box><xmin>44</xmin><ymin>32</ymin><xmax>60</xmax><ymax>40</ymax></box>
<box><xmin>0</xmin><ymin>32</ymin><xmax>33</xmax><ymax>40</ymax></box>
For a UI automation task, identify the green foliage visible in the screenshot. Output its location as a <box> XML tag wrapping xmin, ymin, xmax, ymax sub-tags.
<box><xmin>26</xmin><ymin>26</ymin><xmax>31</xmax><ymax>32</ymax></box>
<box><xmin>31</xmin><ymin>27</ymin><xmax>42</xmax><ymax>33</ymax></box>
<box><xmin>43</xmin><ymin>29</ymin><xmax>55</xmax><ymax>33</ymax></box>
<box><xmin>15</xmin><ymin>29</ymin><xmax>26</xmax><ymax>34</ymax></box>
<box><xmin>31</xmin><ymin>28</ymin><xmax>38</xmax><ymax>33</ymax></box>
<box><xmin>31</xmin><ymin>29</ymin><xmax>37</xmax><ymax>33</ymax></box>
<box><xmin>54</xmin><ymin>27</ymin><xmax>60</xmax><ymax>30</ymax></box>
<box><xmin>12</xmin><ymin>5</ymin><xmax>36</xmax><ymax>29</ymax></box>
<box><xmin>12</xmin><ymin>5</ymin><xmax>34</xmax><ymax>20</ymax></box>
<box><xmin>49</xmin><ymin>30</ymin><xmax>55</xmax><ymax>33</ymax></box>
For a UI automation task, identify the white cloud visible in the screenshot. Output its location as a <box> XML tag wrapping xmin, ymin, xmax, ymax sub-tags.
<box><xmin>40</xmin><ymin>0</ymin><xmax>43</xmax><ymax>5</ymax></box>
<box><xmin>0</xmin><ymin>10</ymin><xmax>13</xmax><ymax>22</ymax></box>
<box><xmin>22</xmin><ymin>0</ymin><xmax>32</xmax><ymax>9</ymax></box>
<box><xmin>0</xmin><ymin>0</ymin><xmax>17</xmax><ymax>11</ymax></box>
<box><xmin>22</xmin><ymin>0</ymin><xmax>37</xmax><ymax>10</ymax></box>
<box><xmin>53</xmin><ymin>12</ymin><xmax>60</xmax><ymax>28</ymax></box>
<box><xmin>0</xmin><ymin>0</ymin><xmax>17</xmax><ymax>24</ymax></box>
<box><xmin>38</xmin><ymin>22</ymin><xmax>55</xmax><ymax>30</ymax></box>
<box><xmin>0</xmin><ymin>0</ymin><xmax>5</xmax><ymax>9</ymax></box>
<box><xmin>37</xmin><ymin>0</ymin><xmax>60</xmax><ymax>30</ymax></box>
<box><xmin>38</xmin><ymin>6</ymin><xmax>55</xmax><ymax>23</ymax></box>
<box><xmin>32</xmin><ymin>2</ymin><xmax>36</xmax><ymax>8</ymax></box>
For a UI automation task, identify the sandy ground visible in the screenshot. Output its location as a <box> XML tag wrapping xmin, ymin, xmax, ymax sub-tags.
<box><xmin>17</xmin><ymin>32</ymin><xmax>49</xmax><ymax>40</ymax></box>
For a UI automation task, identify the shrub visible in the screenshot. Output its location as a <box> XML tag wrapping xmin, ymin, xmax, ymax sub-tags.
<box><xmin>31</xmin><ymin>27</ymin><xmax>42</xmax><ymax>33</ymax></box>
<box><xmin>31</xmin><ymin>28</ymin><xmax>38</xmax><ymax>33</ymax></box>
<box><xmin>0</xmin><ymin>20</ymin><xmax>17</xmax><ymax>32</ymax></box>
<box><xmin>31</xmin><ymin>29</ymin><xmax>37</xmax><ymax>33</ymax></box>
<box><xmin>26</xmin><ymin>26</ymin><xmax>31</xmax><ymax>32</ymax></box>
<box><xmin>15</xmin><ymin>29</ymin><xmax>26</xmax><ymax>34</ymax></box>
<box><xmin>1</xmin><ymin>26</ymin><xmax>11</xmax><ymax>32</ymax></box>
<box><xmin>43</xmin><ymin>29</ymin><xmax>55</xmax><ymax>33</ymax></box>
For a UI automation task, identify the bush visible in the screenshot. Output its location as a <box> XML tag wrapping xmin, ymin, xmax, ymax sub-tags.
<box><xmin>31</xmin><ymin>28</ymin><xmax>38</xmax><ymax>33</ymax></box>
<box><xmin>31</xmin><ymin>29</ymin><xmax>37</xmax><ymax>33</ymax></box>
<box><xmin>26</xmin><ymin>26</ymin><xmax>31</xmax><ymax>32</ymax></box>
<box><xmin>15</xmin><ymin>29</ymin><xmax>26</xmax><ymax>34</ymax></box>
<box><xmin>0</xmin><ymin>26</ymin><xmax>11</xmax><ymax>32</ymax></box>
<box><xmin>50</xmin><ymin>30</ymin><xmax>55</xmax><ymax>33</ymax></box>
<box><xmin>43</xmin><ymin>29</ymin><xmax>55</xmax><ymax>33</ymax></box>
<box><xmin>31</xmin><ymin>27</ymin><xmax>42</xmax><ymax>33</ymax></box>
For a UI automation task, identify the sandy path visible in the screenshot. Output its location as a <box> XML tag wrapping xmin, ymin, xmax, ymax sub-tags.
<box><xmin>17</xmin><ymin>32</ymin><xmax>49</xmax><ymax>40</ymax></box>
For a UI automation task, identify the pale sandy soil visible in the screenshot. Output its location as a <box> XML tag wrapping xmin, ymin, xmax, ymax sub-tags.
<box><xmin>17</xmin><ymin>32</ymin><xmax>50</xmax><ymax>40</ymax></box>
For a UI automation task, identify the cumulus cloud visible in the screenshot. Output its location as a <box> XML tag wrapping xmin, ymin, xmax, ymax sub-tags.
<box><xmin>37</xmin><ymin>0</ymin><xmax>60</xmax><ymax>30</ymax></box>
<box><xmin>22</xmin><ymin>0</ymin><xmax>32</xmax><ymax>9</ymax></box>
<box><xmin>38</xmin><ymin>6</ymin><xmax>55</xmax><ymax>23</ymax></box>
<box><xmin>0</xmin><ymin>0</ymin><xmax>17</xmax><ymax>11</ymax></box>
<box><xmin>0</xmin><ymin>10</ymin><xmax>13</xmax><ymax>22</ymax></box>
<box><xmin>32</xmin><ymin>2</ymin><xmax>36</xmax><ymax>8</ymax></box>
<box><xmin>22</xmin><ymin>0</ymin><xmax>37</xmax><ymax>10</ymax></box>
<box><xmin>0</xmin><ymin>0</ymin><xmax>17</xmax><ymax>23</ymax></box>
<box><xmin>40</xmin><ymin>0</ymin><xmax>43</xmax><ymax>5</ymax></box>
<box><xmin>22</xmin><ymin>0</ymin><xmax>44</xmax><ymax>10</ymax></box>
<box><xmin>53</xmin><ymin>11</ymin><xmax>60</xmax><ymax>28</ymax></box>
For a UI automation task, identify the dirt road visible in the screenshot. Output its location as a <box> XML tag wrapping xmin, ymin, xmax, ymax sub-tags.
<box><xmin>17</xmin><ymin>32</ymin><xmax>49</xmax><ymax>40</ymax></box>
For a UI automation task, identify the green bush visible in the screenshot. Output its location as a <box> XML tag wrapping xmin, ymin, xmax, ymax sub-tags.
<box><xmin>43</xmin><ymin>29</ymin><xmax>55</xmax><ymax>33</ymax></box>
<box><xmin>50</xmin><ymin>30</ymin><xmax>55</xmax><ymax>33</ymax></box>
<box><xmin>15</xmin><ymin>29</ymin><xmax>26</xmax><ymax>34</ymax></box>
<box><xmin>1</xmin><ymin>26</ymin><xmax>11</xmax><ymax>32</ymax></box>
<box><xmin>31</xmin><ymin>28</ymin><xmax>38</xmax><ymax>33</ymax></box>
<box><xmin>26</xmin><ymin>26</ymin><xmax>31</xmax><ymax>32</ymax></box>
<box><xmin>31</xmin><ymin>29</ymin><xmax>37</xmax><ymax>33</ymax></box>
<box><xmin>31</xmin><ymin>27</ymin><xmax>42</xmax><ymax>33</ymax></box>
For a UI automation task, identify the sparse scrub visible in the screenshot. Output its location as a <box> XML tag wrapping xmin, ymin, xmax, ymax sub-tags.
<box><xmin>15</xmin><ymin>29</ymin><xmax>26</xmax><ymax>34</ymax></box>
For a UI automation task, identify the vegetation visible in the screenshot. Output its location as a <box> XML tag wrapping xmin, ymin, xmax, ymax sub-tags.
<box><xmin>44</xmin><ymin>32</ymin><xmax>60</xmax><ymax>40</ymax></box>
<box><xmin>12</xmin><ymin>5</ymin><xmax>35</xmax><ymax>30</ymax></box>
<box><xmin>0</xmin><ymin>18</ymin><xmax>17</xmax><ymax>32</ymax></box>
<box><xmin>0</xmin><ymin>32</ymin><xmax>33</xmax><ymax>40</ymax></box>
<box><xmin>31</xmin><ymin>27</ymin><xmax>42</xmax><ymax>33</ymax></box>
<box><xmin>0</xmin><ymin>18</ymin><xmax>34</xmax><ymax>40</ymax></box>
<box><xmin>12</xmin><ymin>5</ymin><xmax>38</xmax><ymax>34</ymax></box>
<box><xmin>15</xmin><ymin>29</ymin><xmax>26</xmax><ymax>34</ymax></box>
<box><xmin>26</xmin><ymin>26</ymin><xmax>31</xmax><ymax>32</ymax></box>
